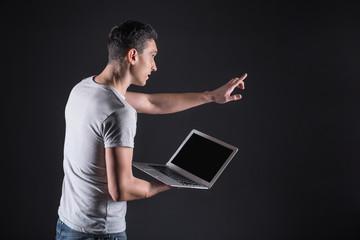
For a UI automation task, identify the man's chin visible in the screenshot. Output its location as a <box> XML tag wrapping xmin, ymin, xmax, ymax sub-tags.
<box><xmin>133</xmin><ymin>81</ymin><xmax>147</xmax><ymax>87</ymax></box>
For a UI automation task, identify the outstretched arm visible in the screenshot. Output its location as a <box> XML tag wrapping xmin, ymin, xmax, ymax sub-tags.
<box><xmin>125</xmin><ymin>73</ymin><xmax>247</xmax><ymax>114</ymax></box>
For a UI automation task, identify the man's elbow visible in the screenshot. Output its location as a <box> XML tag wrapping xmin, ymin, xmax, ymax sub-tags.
<box><xmin>109</xmin><ymin>185</ymin><xmax>146</xmax><ymax>202</ymax></box>
<box><xmin>109</xmin><ymin>188</ymin><xmax>128</xmax><ymax>202</ymax></box>
<box><xmin>109</xmin><ymin>192</ymin><xmax>122</xmax><ymax>202</ymax></box>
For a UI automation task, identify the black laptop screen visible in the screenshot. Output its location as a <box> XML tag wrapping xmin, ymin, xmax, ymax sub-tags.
<box><xmin>171</xmin><ymin>133</ymin><xmax>234</xmax><ymax>182</ymax></box>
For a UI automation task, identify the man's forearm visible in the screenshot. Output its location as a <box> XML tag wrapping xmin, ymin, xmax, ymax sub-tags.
<box><xmin>116</xmin><ymin>177</ymin><xmax>171</xmax><ymax>201</ymax></box>
<box><xmin>148</xmin><ymin>91</ymin><xmax>214</xmax><ymax>114</ymax></box>
<box><xmin>147</xmin><ymin>75</ymin><xmax>246</xmax><ymax>114</ymax></box>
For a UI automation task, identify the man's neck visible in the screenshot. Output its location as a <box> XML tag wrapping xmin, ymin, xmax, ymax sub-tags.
<box><xmin>94</xmin><ymin>62</ymin><xmax>131</xmax><ymax>96</ymax></box>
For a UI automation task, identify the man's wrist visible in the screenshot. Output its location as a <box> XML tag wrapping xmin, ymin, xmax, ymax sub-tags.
<box><xmin>203</xmin><ymin>91</ymin><xmax>215</xmax><ymax>103</ymax></box>
<box><xmin>150</xmin><ymin>181</ymin><xmax>171</xmax><ymax>196</ymax></box>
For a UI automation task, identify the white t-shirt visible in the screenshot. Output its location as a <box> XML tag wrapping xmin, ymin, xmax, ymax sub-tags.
<box><xmin>58</xmin><ymin>76</ymin><xmax>137</xmax><ymax>234</ymax></box>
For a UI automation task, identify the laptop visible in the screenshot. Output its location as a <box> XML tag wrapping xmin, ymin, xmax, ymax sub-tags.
<box><xmin>132</xmin><ymin>129</ymin><xmax>238</xmax><ymax>189</ymax></box>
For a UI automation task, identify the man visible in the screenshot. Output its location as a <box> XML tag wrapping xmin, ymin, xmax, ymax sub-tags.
<box><xmin>56</xmin><ymin>20</ymin><xmax>247</xmax><ymax>240</ymax></box>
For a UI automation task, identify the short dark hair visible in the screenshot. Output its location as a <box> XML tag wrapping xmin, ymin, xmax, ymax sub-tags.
<box><xmin>107</xmin><ymin>20</ymin><xmax>158</xmax><ymax>62</ymax></box>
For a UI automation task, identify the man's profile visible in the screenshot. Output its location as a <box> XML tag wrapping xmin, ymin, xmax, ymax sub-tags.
<box><xmin>56</xmin><ymin>20</ymin><xmax>247</xmax><ymax>240</ymax></box>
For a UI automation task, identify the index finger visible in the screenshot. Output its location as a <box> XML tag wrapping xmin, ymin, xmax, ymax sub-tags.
<box><xmin>238</xmin><ymin>73</ymin><xmax>247</xmax><ymax>81</ymax></box>
<box><xmin>230</xmin><ymin>73</ymin><xmax>247</xmax><ymax>87</ymax></box>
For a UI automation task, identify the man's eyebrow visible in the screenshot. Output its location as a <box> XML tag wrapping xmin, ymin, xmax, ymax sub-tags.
<box><xmin>151</xmin><ymin>50</ymin><xmax>158</xmax><ymax>54</ymax></box>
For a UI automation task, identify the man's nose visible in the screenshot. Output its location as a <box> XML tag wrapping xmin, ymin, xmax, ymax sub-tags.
<box><xmin>152</xmin><ymin>62</ymin><xmax>157</xmax><ymax>72</ymax></box>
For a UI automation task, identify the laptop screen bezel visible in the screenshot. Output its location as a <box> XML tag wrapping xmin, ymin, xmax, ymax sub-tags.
<box><xmin>166</xmin><ymin>129</ymin><xmax>238</xmax><ymax>188</ymax></box>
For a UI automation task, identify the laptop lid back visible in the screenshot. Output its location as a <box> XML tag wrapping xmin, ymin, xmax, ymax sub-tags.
<box><xmin>166</xmin><ymin>129</ymin><xmax>238</xmax><ymax>188</ymax></box>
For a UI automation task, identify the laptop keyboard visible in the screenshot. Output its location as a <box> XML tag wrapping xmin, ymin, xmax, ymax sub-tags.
<box><xmin>151</xmin><ymin>165</ymin><xmax>202</xmax><ymax>186</ymax></box>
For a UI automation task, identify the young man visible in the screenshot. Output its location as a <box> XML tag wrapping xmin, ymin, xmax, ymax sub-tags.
<box><xmin>56</xmin><ymin>20</ymin><xmax>247</xmax><ymax>240</ymax></box>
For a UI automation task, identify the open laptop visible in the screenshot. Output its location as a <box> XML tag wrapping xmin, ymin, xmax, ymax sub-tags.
<box><xmin>132</xmin><ymin>129</ymin><xmax>238</xmax><ymax>189</ymax></box>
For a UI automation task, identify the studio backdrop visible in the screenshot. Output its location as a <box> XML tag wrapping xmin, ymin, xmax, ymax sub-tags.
<box><xmin>6</xmin><ymin>1</ymin><xmax>359</xmax><ymax>239</ymax></box>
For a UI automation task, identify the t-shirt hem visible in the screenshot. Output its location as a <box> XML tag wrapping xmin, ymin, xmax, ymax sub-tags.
<box><xmin>58</xmin><ymin>213</ymin><xmax>126</xmax><ymax>235</ymax></box>
<box><xmin>105</xmin><ymin>142</ymin><xmax>134</xmax><ymax>148</ymax></box>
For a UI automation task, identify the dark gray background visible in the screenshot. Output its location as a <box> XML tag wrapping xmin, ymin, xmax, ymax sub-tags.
<box><xmin>6</xmin><ymin>0</ymin><xmax>360</xmax><ymax>239</ymax></box>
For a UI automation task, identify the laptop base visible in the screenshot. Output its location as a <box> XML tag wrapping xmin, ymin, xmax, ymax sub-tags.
<box><xmin>133</xmin><ymin>162</ymin><xmax>208</xmax><ymax>189</ymax></box>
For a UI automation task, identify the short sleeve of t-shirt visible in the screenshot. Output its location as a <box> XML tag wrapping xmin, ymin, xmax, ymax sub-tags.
<box><xmin>102</xmin><ymin>108</ymin><xmax>137</xmax><ymax>148</ymax></box>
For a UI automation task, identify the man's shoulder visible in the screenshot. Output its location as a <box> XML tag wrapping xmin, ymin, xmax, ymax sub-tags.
<box><xmin>68</xmin><ymin>76</ymin><xmax>129</xmax><ymax>119</ymax></box>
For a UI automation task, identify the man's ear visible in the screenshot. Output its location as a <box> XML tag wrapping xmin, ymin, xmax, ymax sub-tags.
<box><xmin>126</xmin><ymin>48</ymin><xmax>137</xmax><ymax>65</ymax></box>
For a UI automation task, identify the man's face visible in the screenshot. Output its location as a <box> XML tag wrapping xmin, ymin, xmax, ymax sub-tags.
<box><xmin>131</xmin><ymin>39</ymin><xmax>158</xmax><ymax>86</ymax></box>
